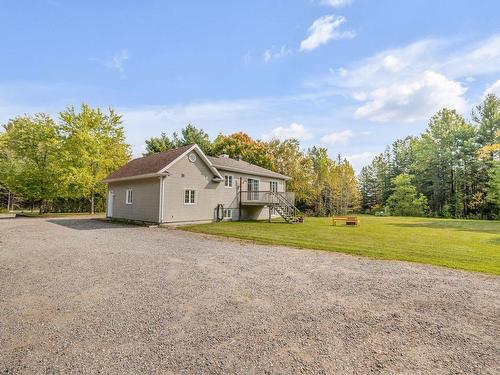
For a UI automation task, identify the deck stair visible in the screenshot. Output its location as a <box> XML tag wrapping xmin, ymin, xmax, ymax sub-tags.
<box><xmin>268</xmin><ymin>191</ymin><xmax>303</xmax><ymax>224</ymax></box>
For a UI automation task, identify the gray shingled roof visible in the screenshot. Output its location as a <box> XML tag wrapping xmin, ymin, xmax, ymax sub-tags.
<box><xmin>207</xmin><ymin>156</ymin><xmax>290</xmax><ymax>180</ymax></box>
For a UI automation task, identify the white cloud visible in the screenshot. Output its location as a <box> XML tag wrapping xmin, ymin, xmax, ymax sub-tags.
<box><xmin>104</xmin><ymin>50</ymin><xmax>129</xmax><ymax>76</ymax></box>
<box><xmin>344</xmin><ymin>151</ymin><xmax>376</xmax><ymax>172</ymax></box>
<box><xmin>320</xmin><ymin>0</ymin><xmax>353</xmax><ymax>7</ymax></box>
<box><xmin>310</xmin><ymin>35</ymin><xmax>500</xmax><ymax>122</ymax></box>
<box><xmin>483</xmin><ymin>79</ymin><xmax>500</xmax><ymax>97</ymax></box>
<box><xmin>263</xmin><ymin>45</ymin><xmax>292</xmax><ymax>63</ymax></box>
<box><xmin>354</xmin><ymin>71</ymin><xmax>468</xmax><ymax>122</ymax></box>
<box><xmin>320</xmin><ymin>129</ymin><xmax>353</xmax><ymax>145</ymax></box>
<box><xmin>262</xmin><ymin>122</ymin><xmax>313</xmax><ymax>141</ymax></box>
<box><xmin>300</xmin><ymin>15</ymin><xmax>355</xmax><ymax>52</ymax></box>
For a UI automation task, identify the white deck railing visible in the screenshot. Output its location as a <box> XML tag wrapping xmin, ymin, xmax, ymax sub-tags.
<box><xmin>240</xmin><ymin>191</ymin><xmax>295</xmax><ymax>205</ymax></box>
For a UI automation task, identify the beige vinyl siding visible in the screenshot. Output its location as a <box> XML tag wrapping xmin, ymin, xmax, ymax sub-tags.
<box><xmin>108</xmin><ymin>177</ymin><xmax>160</xmax><ymax>223</ymax></box>
<box><xmin>162</xmin><ymin>153</ymin><xmax>237</xmax><ymax>223</ymax></box>
<box><xmin>162</xmin><ymin>153</ymin><xmax>287</xmax><ymax>223</ymax></box>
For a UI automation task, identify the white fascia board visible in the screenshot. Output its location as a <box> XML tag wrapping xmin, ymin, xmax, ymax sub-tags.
<box><xmin>102</xmin><ymin>173</ymin><xmax>168</xmax><ymax>183</ymax></box>
<box><xmin>158</xmin><ymin>144</ymin><xmax>223</xmax><ymax>180</ymax></box>
<box><xmin>210</xmin><ymin>165</ymin><xmax>291</xmax><ymax>180</ymax></box>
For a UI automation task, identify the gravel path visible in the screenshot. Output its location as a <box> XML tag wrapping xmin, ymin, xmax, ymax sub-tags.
<box><xmin>0</xmin><ymin>217</ymin><xmax>499</xmax><ymax>374</ymax></box>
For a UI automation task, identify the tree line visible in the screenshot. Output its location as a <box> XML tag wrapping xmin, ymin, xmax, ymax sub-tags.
<box><xmin>2</xmin><ymin>95</ymin><xmax>497</xmax><ymax>219</ymax></box>
<box><xmin>0</xmin><ymin>108</ymin><xmax>360</xmax><ymax>216</ymax></box>
<box><xmin>144</xmin><ymin>126</ymin><xmax>360</xmax><ymax>215</ymax></box>
<box><xmin>359</xmin><ymin>94</ymin><xmax>500</xmax><ymax>219</ymax></box>
<box><xmin>0</xmin><ymin>104</ymin><xmax>130</xmax><ymax>213</ymax></box>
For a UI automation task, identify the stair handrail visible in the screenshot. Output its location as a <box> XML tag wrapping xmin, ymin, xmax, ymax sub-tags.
<box><xmin>269</xmin><ymin>191</ymin><xmax>301</xmax><ymax>217</ymax></box>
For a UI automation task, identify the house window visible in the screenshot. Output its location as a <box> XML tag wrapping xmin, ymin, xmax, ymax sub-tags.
<box><xmin>247</xmin><ymin>178</ymin><xmax>259</xmax><ymax>200</ymax></box>
<box><xmin>223</xmin><ymin>209</ymin><xmax>233</xmax><ymax>219</ymax></box>
<box><xmin>270</xmin><ymin>181</ymin><xmax>278</xmax><ymax>192</ymax></box>
<box><xmin>126</xmin><ymin>189</ymin><xmax>133</xmax><ymax>205</ymax></box>
<box><xmin>184</xmin><ymin>189</ymin><xmax>196</xmax><ymax>204</ymax></box>
<box><xmin>224</xmin><ymin>175</ymin><xmax>233</xmax><ymax>188</ymax></box>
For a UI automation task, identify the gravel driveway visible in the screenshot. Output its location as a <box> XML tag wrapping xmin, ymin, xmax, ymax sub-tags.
<box><xmin>0</xmin><ymin>217</ymin><xmax>498</xmax><ymax>374</ymax></box>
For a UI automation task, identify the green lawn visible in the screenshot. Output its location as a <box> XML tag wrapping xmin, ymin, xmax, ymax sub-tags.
<box><xmin>183</xmin><ymin>216</ymin><xmax>500</xmax><ymax>275</ymax></box>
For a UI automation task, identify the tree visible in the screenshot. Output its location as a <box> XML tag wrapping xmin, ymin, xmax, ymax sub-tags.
<box><xmin>267</xmin><ymin>139</ymin><xmax>313</xmax><ymax>207</ymax></box>
<box><xmin>330</xmin><ymin>156</ymin><xmax>360</xmax><ymax>215</ymax></box>
<box><xmin>1</xmin><ymin>114</ymin><xmax>63</xmax><ymax>213</ymax></box>
<box><xmin>472</xmin><ymin>94</ymin><xmax>500</xmax><ymax>147</ymax></box>
<box><xmin>212</xmin><ymin>132</ymin><xmax>274</xmax><ymax>169</ymax></box>
<box><xmin>413</xmin><ymin>108</ymin><xmax>477</xmax><ymax>217</ymax></box>
<box><xmin>386</xmin><ymin>174</ymin><xmax>428</xmax><ymax>217</ymax></box>
<box><xmin>59</xmin><ymin>104</ymin><xmax>130</xmax><ymax>214</ymax></box>
<box><xmin>144</xmin><ymin>124</ymin><xmax>213</xmax><ymax>155</ymax></box>
<box><xmin>144</xmin><ymin>132</ymin><xmax>174</xmax><ymax>155</ymax></box>
<box><xmin>358</xmin><ymin>165</ymin><xmax>377</xmax><ymax>212</ymax></box>
<box><xmin>173</xmin><ymin>124</ymin><xmax>213</xmax><ymax>154</ymax></box>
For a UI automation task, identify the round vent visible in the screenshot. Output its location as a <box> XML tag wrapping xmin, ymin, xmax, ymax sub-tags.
<box><xmin>188</xmin><ymin>153</ymin><xmax>197</xmax><ymax>162</ymax></box>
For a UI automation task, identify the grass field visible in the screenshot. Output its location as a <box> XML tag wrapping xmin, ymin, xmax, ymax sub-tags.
<box><xmin>183</xmin><ymin>216</ymin><xmax>500</xmax><ymax>275</ymax></box>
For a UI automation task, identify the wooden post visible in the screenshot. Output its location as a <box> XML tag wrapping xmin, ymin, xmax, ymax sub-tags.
<box><xmin>269</xmin><ymin>206</ymin><xmax>271</xmax><ymax>223</ymax></box>
<box><xmin>7</xmin><ymin>191</ymin><xmax>11</xmax><ymax>212</ymax></box>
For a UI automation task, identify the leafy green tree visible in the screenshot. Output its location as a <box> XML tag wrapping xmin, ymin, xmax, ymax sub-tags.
<box><xmin>1</xmin><ymin>114</ymin><xmax>63</xmax><ymax>213</ymax></box>
<box><xmin>144</xmin><ymin>124</ymin><xmax>213</xmax><ymax>155</ymax></box>
<box><xmin>59</xmin><ymin>104</ymin><xmax>130</xmax><ymax>214</ymax></box>
<box><xmin>386</xmin><ymin>174</ymin><xmax>428</xmax><ymax>216</ymax></box>
<box><xmin>173</xmin><ymin>124</ymin><xmax>213</xmax><ymax>154</ymax></box>
<box><xmin>144</xmin><ymin>132</ymin><xmax>174</xmax><ymax>155</ymax></box>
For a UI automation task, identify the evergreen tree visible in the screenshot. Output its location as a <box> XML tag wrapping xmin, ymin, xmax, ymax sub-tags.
<box><xmin>386</xmin><ymin>174</ymin><xmax>428</xmax><ymax>217</ymax></box>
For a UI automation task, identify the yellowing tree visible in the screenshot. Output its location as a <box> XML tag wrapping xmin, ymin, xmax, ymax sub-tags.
<box><xmin>59</xmin><ymin>104</ymin><xmax>130</xmax><ymax>214</ymax></box>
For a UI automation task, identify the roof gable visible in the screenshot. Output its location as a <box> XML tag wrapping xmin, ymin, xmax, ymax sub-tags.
<box><xmin>103</xmin><ymin>144</ymin><xmax>223</xmax><ymax>183</ymax></box>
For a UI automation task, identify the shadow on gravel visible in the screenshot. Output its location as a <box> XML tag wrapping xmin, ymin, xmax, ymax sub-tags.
<box><xmin>47</xmin><ymin>219</ymin><xmax>125</xmax><ymax>230</ymax></box>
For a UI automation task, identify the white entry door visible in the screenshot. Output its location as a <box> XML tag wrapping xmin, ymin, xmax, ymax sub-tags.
<box><xmin>107</xmin><ymin>190</ymin><xmax>114</xmax><ymax>217</ymax></box>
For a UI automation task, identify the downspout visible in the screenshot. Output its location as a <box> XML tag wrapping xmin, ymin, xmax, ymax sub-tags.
<box><xmin>239</xmin><ymin>177</ymin><xmax>242</xmax><ymax>221</ymax></box>
<box><xmin>159</xmin><ymin>175</ymin><xmax>165</xmax><ymax>224</ymax></box>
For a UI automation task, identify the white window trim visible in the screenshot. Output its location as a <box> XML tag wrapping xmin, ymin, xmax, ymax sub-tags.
<box><xmin>184</xmin><ymin>189</ymin><xmax>197</xmax><ymax>205</ymax></box>
<box><xmin>223</xmin><ymin>208</ymin><xmax>233</xmax><ymax>219</ymax></box>
<box><xmin>270</xmin><ymin>180</ymin><xmax>278</xmax><ymax>192</ymax></box>
<box><xmin>125</xmin><ymin>189</ymin><xmax>133</xmax><ymax>205</ymax></box>
<box><xmin>224</xmin><ymin>174</ymin><xmax>234</xmax><ymax>188</ymax></box>
<box><xmin>247</xmin><ymin>178</ymin><xmax>260</xmax><ymax>201</ymax></box>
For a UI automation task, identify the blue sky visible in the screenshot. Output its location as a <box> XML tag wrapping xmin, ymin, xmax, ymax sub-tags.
<box><xmin>1</xmin><ymin>0</ymin><xmax>500</xmax><ymax>170</ymax></box>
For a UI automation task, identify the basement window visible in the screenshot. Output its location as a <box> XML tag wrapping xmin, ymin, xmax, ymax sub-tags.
<box><xmin>223</xmin><ymin>209</ymin><xmax>233</xmax><ymax>219</ymax></box>
<box><xmin>126</xmin><ymin>189</ymin><xmax>133</xmax><ymax>205</ymax></box>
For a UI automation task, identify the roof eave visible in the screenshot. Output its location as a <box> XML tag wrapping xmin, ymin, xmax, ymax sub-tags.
<box><xmin>102</xmin><ymin>172</ymin><xmax>168</xmax><ymax>184</ymax></box>
<box><xmin>210</xmin><ymin>164</ymin><xmax>291</xmax><ymax>180</ymax></box>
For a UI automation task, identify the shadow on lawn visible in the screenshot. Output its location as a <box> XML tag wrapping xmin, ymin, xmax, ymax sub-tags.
<box><xmin>389</xmin><ymin>221</ymin><xmax>500</xmax><ymax>235</ymax></box>
<box><xmin>47</xmin><ymin>218</ymin><xmax>129</xmax><ymax>230</ymax></box>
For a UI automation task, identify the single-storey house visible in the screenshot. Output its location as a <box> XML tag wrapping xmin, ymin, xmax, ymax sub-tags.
<box><xmin>102</xmin><ymin>144</ymin><xmax>300</xmax><ymax>224</ymax></box>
